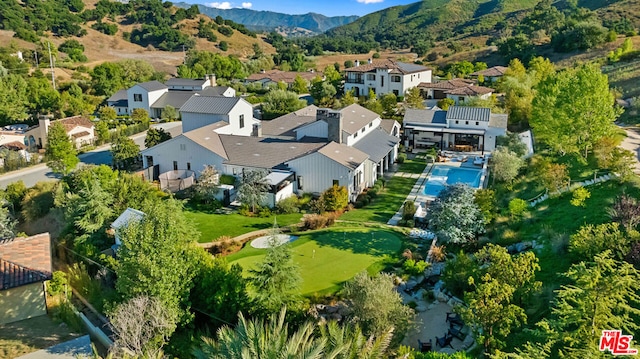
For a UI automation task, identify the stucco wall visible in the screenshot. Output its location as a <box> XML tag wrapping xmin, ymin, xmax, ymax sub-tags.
<box><xmin>0</xmin><ymin>282</ymin><xmax>46</xmax><ymax>325</ymax></box>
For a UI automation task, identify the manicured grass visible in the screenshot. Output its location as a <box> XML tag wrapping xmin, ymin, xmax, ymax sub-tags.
<box><xmin>185</xmin><ymin>210</ymin><xmax>303</xmax><ymax>242</ymax></box>
<box><xmin>227</xmin><ymin>228</ymin><xmax>403</xmax><ymax>295</ymax></box>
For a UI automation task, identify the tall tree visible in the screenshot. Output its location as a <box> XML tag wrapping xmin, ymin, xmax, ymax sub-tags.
<box><xmin>161</xmin><ymin>105</ymin><xmax>178</xmax><ymax>120</ymax></box>
<box><xmin>490</xmin><ymin>148</ymin><xmax>524</xmax><ymax>184</ymax></box>
<box><xmin>95</xmin><ymin>121</ymin><xmax>110</xmax><ymax>144</ymax></box>
<box><xmin>291</xmin><ymin>75</ymin><xmax>308</xmax><ymax>94</ymax></box>
<box><xmin>310</xmin><ymin>77</ymin><xmax>337</xmax><ymax>107</ymax></box>
<box><xmin>237</xmin><ymin>169</ymin><xmax>269</xmax><ymax>212</ymax></box>
<box><xmin>144</xmin><ymin>127</ymin><xmax>172</xmax><ymax>148</ymax></box>
<box><xmin>0</xmin><ymin>206</ymin><xmax>17</xmax><ymax>240</ymax></box>
<box><xmin>111</xmin><ymin>135</ymin><xmax>140</xmax><ymax>170</ymax></box>
<box><xmin>99</xmin><ymin>106</ymin><xmax>117</xmax><ymax>122</ymax></box>
<box><xmin>531</xmin><ymin>64</ymin><xmax>620</xmax><ymax>158</ymax></box>
<box><xmin>46</xmin><ymin>122</ymin><xmax>79</xmax><ymax>175</ymax></box>
<box><xmin>428</xmin><ymin>184</ymin><xmax>485</xmax><ymax>244</ymax></box>
<box><xmin>193</xmin><ymin>165</ymin><xmax>220</xmax><ymax>205</ymax></box>
<box><xmin>405</xmin><ymin>87</ymin><xmax>425</xmax><ymax>109</ymax></box>
<box><xmin>261</xmin><ymin>89</ymin><xmax>307</xmax><ymax>120</ymax></box>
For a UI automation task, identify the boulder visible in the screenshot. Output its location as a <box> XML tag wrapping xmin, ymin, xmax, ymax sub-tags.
<box><xmin>330</xmin><ymin>313</ymin><xmax>342</xmax><ymax>321</ymax></box>
<box><xmin>515</xmin><ymin>241</ymin><xmax>533</xmax><ymax>253</ymax></box>
<box><xmin>462</xmin><ymin>334</ymin><xmax>475</xmax><ymax>349</ymax></box>
<box><xmin>414</xmin><ymin>288</ymin><xmax>428</xmax><ymax>300</ymax></box>
<box><xmin>325</xmin><ymin>305</ymin><xmax>338</xmax><ymax>314</ymax></box>
<box><xmin>434</xmin><ymin>280</ymin><xmax>445</xmax><ymax>292</ymax></box>
<box><xmin>415</xmin><ymin>302</ymin><xmax>428</xmax><ymax>312</ymax></box>
<box><xmin>436</xmin><ymin>290</ymin><xmax>449</xmax><ymax>302</ymax></box>
<box><xmin>414</xmin><ymin>275</ymin><xmax>425</xmax><ymax>285</ymax></box>
<box><xmin>405</xmin><ymin>280</ymin><xmax>417</xmax><ymax>291</ymax></box>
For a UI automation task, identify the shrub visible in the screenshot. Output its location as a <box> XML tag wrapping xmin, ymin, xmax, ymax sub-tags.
<box><xmin>430</xmin><ymin>245</ymin><xmax>446</xmax><ymax>262</ymax></box>
<box><xmin>258</xmin><ymin>206</ymin><xmax>272</xmax><ymax>218</ymax></box>
<box><xmin>48</xmin><ymin>271</ymin><xmax>68</xmax><ymax>296</ymax></box>
<box><xmin>220</xmin><ymin>174</ymin><xmax>236</xmax><ymax>185</ymax></box>
<box><xmin>570</xmin><ymin>187</ymin><xmax>591</xmax><ymax>207</ymax></box>
<box><xmin>319</xmin><ymin>185</ymin><xmax>348</xmax><ymax>212</ymax></box>
<box><xmin>625</xmin><ymin>242</ymin><xmax>640</xmax><ymax>269</ymax></box>
<box><xmin>403</xmin><ymin>259</ymin><xmax>429</xmax><ymax>276</ymax></box>
<box><xmin>238</xmin><ymin>204</ymin><xmax>252</xmax><ymax>216</ymax></box>
<box><xmin>276</xmin><ymin>196</ymin><xmax>300</xmax><ymax>214</ymax></box>
<box><xmin>21</xmin><ymin>182</ymin><xmax>57</xmax><ymax>222</ymax></box>
<box><xmin>402</xmin><ymin>201</ymin><xmax>417</xmax><ymax>221</ymax></box>
<box><xmin>508</xmin><ymin>198</ymin><xmax>528</xmax><ymax>220</ymax></box>
<box><xmin>397</xmin><ymin>153</ymin><xmax>406</xmax><ymax>164</ymax></box>
<box><xmin>303</xmin><ymin>212</ymin><xmax>337</xmax><ymax>230</ymax></box>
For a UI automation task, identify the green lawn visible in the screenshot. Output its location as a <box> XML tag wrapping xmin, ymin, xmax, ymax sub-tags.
<box><xmin>340</xmin><ymin>156</ymin><xmax>427</xmax><ymax>223</ymax></box>
<box><xmin>185</xmin><ymin>210</ymin><xmax>303</xmax><ymax>242</ymax></box>
<box><xmin>227</xmin><ymin>228</ymin><xmax>403</xmax><ymax>295</ymax></box>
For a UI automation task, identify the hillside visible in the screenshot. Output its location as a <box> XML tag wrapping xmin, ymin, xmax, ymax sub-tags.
<box><xmin>175</xmin><ymin>3</ymin><xmax>359</xmax><ymax>34</ymax></box>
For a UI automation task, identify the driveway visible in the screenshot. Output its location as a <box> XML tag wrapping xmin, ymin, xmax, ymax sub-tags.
<box><xmin>0</xmin><ymin>122</ymin><xmax>182</xmax><ymax>189</ymax></box>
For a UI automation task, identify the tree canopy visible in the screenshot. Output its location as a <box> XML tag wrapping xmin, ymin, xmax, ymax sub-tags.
<box><xmin>45</xmin><ymin>122</ymin><xmax>78</xmax><ymax>175</ymax></box>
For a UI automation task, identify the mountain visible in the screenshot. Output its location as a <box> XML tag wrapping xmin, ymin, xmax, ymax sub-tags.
<box><xmin>175</xmin><ymin>3</ymin><xmax>359</xmax><ymax>33</ymax></box>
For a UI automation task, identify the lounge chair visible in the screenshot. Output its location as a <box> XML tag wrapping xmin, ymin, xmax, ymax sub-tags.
<box><xmin>446</xmin><ymin>312</ymin><xmax>464</xmax><ymax>326</ymax></box>
<box><xmin>418</xmin><ymin>339</ymin><xmax>432</xmax><ymax>352</ymax></box>
<box><xmin>436</xmin><ymin>333</ymin><xmax>454</xmax><ymax>349</ymax></box>
<box><xmin>448</xmin><ymin>325</ymin><xmax>466</xmax><ymax>340</ymax></box>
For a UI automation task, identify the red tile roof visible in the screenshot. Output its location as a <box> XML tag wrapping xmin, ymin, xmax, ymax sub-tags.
<box><xmin>246</xmin><ymin>70</ymin><xmax>321</xmax><ymax>84</ymax></box>
<box><xmin>417</xmin><ymin>79</ymin><xmax>475</xmax><ymax>89</ymax></box>
<box><xmin>71</xmin><ymin>131</ymin><xmax>91</xmax><ymax>139</ymax></box>
<box><xmin>344</xmin><ymin>59</ymin><xmax>431</xmax><ymax>74</ymax></box>
<box><xmin>0</xmin><ymin>233</ymin><xmax>52</xmax><ymax>290</ymax></box>
<box><xmin>470</xmin><ymin>66</ymin><xmax>508</xmax><ymax>77</ymax></box>
<box><xmin>0</xmin><ymin>141</ymin><xmax>27</xmax><ymax>150</ymax></box>
<box><xmin>57</xmin><ymin>116</ymin><xmax>94</xmax><ymax>133</ymax></box>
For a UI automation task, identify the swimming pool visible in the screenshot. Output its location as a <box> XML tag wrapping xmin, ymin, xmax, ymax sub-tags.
<box><xmin>423</xmin><ymin>165</ymin><xmax>484</xmax><ymax>197</ymax></box>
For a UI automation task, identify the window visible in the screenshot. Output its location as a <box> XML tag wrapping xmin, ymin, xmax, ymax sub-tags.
<box><xmin>380</xmin><ymin>76</ymin><xmax>384</xmax><ymax>87</ymax></box>
<box><xmin>369</xmin><ymin>123</ymin><xmax>372</xmax><ymax>128</ymax></box>
<box><xmin>180</xmin><ymin>143</ymin><xmax>186</xmax><ymax>151</ymax></box>
<box><xmin>458</xmin><ymin>96</ymin><xmax>464</xmax><ymax>102</ymax></box>
<box><xmin>187</xmin><ymin>162</ymin><xmax>191</xmax><ymax>171</ymax></box>
<box><xmin>239</xmin><ymin>114</ymin><xmax>245</xmax><ymax>128</ymax></box>
<box><xmin>391</xmin><ymin>75</ymin><xmax>401</xmax><ymax>83</ymax></box>
<box><xmin>354</xmin><ymin>132</ymin><xmax>358</xmax><ymax>138</ymax></box>
<box><xmin>361</xmin><ymin>128</ymin><xmax>365</xmax><ymax>133</ymax></box>
<box><xmin>133</xmin><ymin>94</ymin><xmax>143</xmax><ymax>102</ymax></box>
<box><xmin>367</xmin><ymin>74</ymin><xmax>376</xmax><ymax>81</ymax></box>
<box><xmin>298</xmin><ymin>176</ymin><xmax>303</xmax><ymax>190</ymax></box>
<box><xmin>393</xmin><ymin>90</ymin><xmax>399</xmax><ymax>96</ymax></box>
<box><xmin>465</xmin><ymin>121</ymin><xmax>469</xmax><ymax>125</ymax></box>
<box><xmin>455</xmin><ymin>120</ymin><xmax>459</xmax><ymax>124</ymax></box>
<box><xmin>333</xmin><ymin>179</ymin><xmax>339</xmax><ymax>186</ymax></box>
<box><xmin>476</xmin><ymin>122</ymin><xmax>479</xmax><ymax>126</ymax></box>
<box><xmin>173</xmin><ymin>161</ymin><xmax>178</xmax><ymax>171</ymax></box>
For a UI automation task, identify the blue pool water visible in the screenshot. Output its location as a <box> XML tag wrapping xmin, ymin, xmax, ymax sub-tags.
<box><xmin>423</xmin><ymin>165</ymin><xmax>483</xmax><ymax>197</ymax></box>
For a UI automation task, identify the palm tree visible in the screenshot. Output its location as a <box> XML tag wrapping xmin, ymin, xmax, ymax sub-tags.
<box><xmin>319</xmin><ymin>321</ymin><xmax>393</xmax><ymax>359</ymax></box>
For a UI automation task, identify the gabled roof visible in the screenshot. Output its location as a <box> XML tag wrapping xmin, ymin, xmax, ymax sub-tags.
<box><xmin>340</xmin><ymin>104</ymin><xmax>380</xmax><ymax>135</ymax></box>
<box><xmin>352</xmin><ymin>129</ymin><xmax>399</xmax><ymax>163</ymax></box>
<box><xmin>471</xmin><ymin>66</ymin><xmax>508</xmax><ymax>77</ymax></box>
<box><xmin>417</xmin><ymin>78</ymin><xmax>474</xmax><ymax>89</ymax></box>
<box><xmin>380</xmin><ymin>119</ymin><xmax>400</xmax><ymax>136</ymax></box>
<box><xmin>317</xmin><ymin>142</ymin><xmax>368</xmax><ymax>170</ymax></box>
<box><xmin>151</xmin><ymin>91</ymin><xmax>196</xmax><ymax>110</ymax></box>
<box><xmin>345</xmin><ymin>59</ymin><xmax>430</xmax><ymax>74</ymax></box>
<box><xmin>0</xmin><ymin>233</ymin><xmax>52</xmax><ymax>290</ymax></box>
<box><xmin>198</xmin><ymin>86</ymin><xmax>233</xmax><ymax>97</ymax></box>
<box><xmin>107</xmin><ymin>89</ymin><xmax>128</xmax><ymax>103</ymax></box>
<box><xmin>404</xmin><ymin>108</ymin><xmax>447</xmax><ymax>125</ymax></box>
<box><xmin>446</xmin><ymin>106</ymin><xmax>491</xmax><ymax>122</ymax></box>
<box><xmin>444</xmin><ymin>85</ymin><xmax>494</xmax><ymax>96</ymax></box>
<box><xmin>262</xmin><ymin>105</ymin><xmax>319</xmax><ymax>137</ymax></box>
<box><xmin>182</xmin><ymin>122</ymin><xmax>230</xmax><ymax>159</ymax></box>
<box><xmin>246</xmin><ymin>70</ymin><xmax>321</xmax><ymax>83</ymax></box>
<box><xmin>71</xmin><ymin>131</ymin><xmax>91</xmax><ymax>139</ymax></box>
<box><xmin>111</xmin><ymin>208</ymin><xmax>145</xmax><ymax>230</ymax></box>
<box><xmin>219</xmin><ymin>135</ymin><xmax>325</xmax><ymax>169</ymax></box>
<box><xmin>179</xmin><ymin>96</ymin><xmax>242</xmax><ymax>114</ymax></box>
<box><xmin>166</xmin><ymin>78</ymin><xmax>208</xmax><ymax>87</ymax></box>
<box><xmin>489</xmin><ymin>113</ymin><xmax>508</xmax><ymax>129</ymax></box>
<box><xmin>0</xmin><ymin>141</ymin><xmax>27</xmax><ymax>150</ymax></box>
<box><xmin>57</xmin><ymin>116</ymin><xmax>94</xmax><ymax>132</ymax></box>
<box><xmin>135</xmin><ymin>81</ymin><xmax>168</xmax><ymax>92</ymax></box>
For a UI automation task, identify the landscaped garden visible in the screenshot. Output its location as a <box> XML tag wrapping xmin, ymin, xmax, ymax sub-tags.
<box><xmin>227</xmin><ymin>228</ymin><xmax>404</xmax><ymax>295</ymax></box>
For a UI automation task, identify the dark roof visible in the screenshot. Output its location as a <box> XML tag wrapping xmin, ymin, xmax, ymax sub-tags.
<box><xmin>219</xmin><ymin>135</ymin><xmax>326</xmax><ymax>169</ymax></box>
<box><xmin>403</xmin><ymin>108</ymin><xmax>447</xmax><ymax>125</ymax></box>
<box><xmin>471</xmin><ymin>66</ymin><xmax>508</xmax><ymax>77</ymax></box>
<box><xmin>0</xmin><ymin>233</ymin><xmax>52</xmax><ymax>291</ymax></box>
<box><xmin>198</xmin><ymin>86</ymin><xmax>233</xmax><ymax>97</ymax></box>
<box><xmin>151</xmin><ymin>91</ymin><xmax>196</xmax><ymax>110</ymax></box>
<box><xmin>446</xmin><ymin>106</ymin><xmax>491</xmax><ymax>122</ymax></box>
<box><xmin>345</xmin><ymin>59</ymin><xmax>430</xmax><ymax>74</ymax></box>
<box><xmin>165</xmin><ymin>78</ymin><xmax>208</xmax><ymax>87</ymax></box>
<box><xmin>182</xmin><ymin>123</ymin><xmax>230</xmax><ymax>159</ymax></box>
<box><xmin>107</xmin><ymin>89</ymin><xmax>128</xmax><ymax>103</ymax></box>
<box><xmin>136</xmin><ymin>81</ymin><xmax>168</xmax><ymax>92</ymax></box>
<box><xmin>417</xmin><ymin>78</ymin><xmax>475</xmax><ymax>89</ymax></box>
<box><xmin>179</xmin><ymin>96</ymin><xmax>242</xmax><ymax>114</ymax></box>
<box><xmin>353</xmin><ymin>129</ymin><xmax>399</xmax><ymax>163</ymax></box>
<box><xmin>262</xmin><ymin>105</ymin><xmax>319</xmax><ymax>137</ymax></box>
<box><xmin>317</xmin><ymin>142</ymin><xmax>368</xmax><ymax>170</ymax></box>
<box><xmin>444</xmin><ymin>85</ymin><xmax>494</xmax><ymax>96</ymax></box>
<box><xmin>379</xmin><ymin>119</ymin><xmax>400</xmax><ymax>136</ymax></box>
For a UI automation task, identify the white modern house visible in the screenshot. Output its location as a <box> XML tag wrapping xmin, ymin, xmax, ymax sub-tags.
<box><xmin>179</xmin><ymin>95</ymin><xmax>258</xmax><ymax>134</ymax></box>
<box><xmin>127</xmin><ymin>81</ymin><xmax>168</xmax><ymax>115</ymax></box>
<box><xmin>141</xmin><ymin>104</ymin><xmax>400</xmax><ymax>206</ymax></box>
<box><xmin>344</xmin><ymin>59</ymin><xmax>432</xmax><ymax>98</ymax></box>
<box><xmin>403</xmin><ymin>106</ymin><xmax>507</xmax><ymax>153</ymax></box>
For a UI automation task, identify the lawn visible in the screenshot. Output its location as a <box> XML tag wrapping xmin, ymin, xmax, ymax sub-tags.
<box><xmin>0</xmin><ymin>316</ymin><xmax>83</xmax><ymax>358</ymax></box>
<box><xmin>227</xmin><ymin>228</ymin><xmax>403</xmax><ymax>295</ymax></box>
<box><xmin>185</xmin><ymin>210</ymin><xmax>303</xmax><ymax>242</ymax></box>
<box><xmin>340</xmin><ymin>155</ymin><xmax>427</xmax><ymax>223</ymax></box>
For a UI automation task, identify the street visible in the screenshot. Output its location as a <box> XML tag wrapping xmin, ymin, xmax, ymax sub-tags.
<box><xmin>0</xmin><ymin>122</ymin><xmax>182</xmax><ymax>189</ymax></box>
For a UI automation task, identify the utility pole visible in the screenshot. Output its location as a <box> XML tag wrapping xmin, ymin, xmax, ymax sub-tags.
<box><xmin>47</xmin><ymin>42</ymin><xmax>56</xmax><ymax>91</ymax></box>
<box><xmin>182</xmin><ymin>44</ymin><xmax>186</xmax><ymax>65</ymax></box>
<box><xmin>34</xmin><ymin>50</ymin><xmax>39</xmax><ymax>68</ymax></box>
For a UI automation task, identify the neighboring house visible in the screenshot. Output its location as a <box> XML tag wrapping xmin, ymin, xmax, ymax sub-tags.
<box><xmin>25</xmin><ymin>115</ymin><xmax>95</xmax><ymax>150</ymax></box>
<box><xmin>127</xmin><ymin>81</ymin><xmax>168</xmax><ymax>116</ymax></box>
<box><xmin>344</xmin><ymin>59</ymin><xmax>432</xmax><ymax>98</ymax></box>
<box><xmin>0</xmin><ymin>124</ymin><xmax>29</xmax><ymax>147</ymax></box>
<box><xmin>403</xmin><ymin>106</ymin><xmax>507</xmax><ymax>153</ymax></box>
<box><xmin>179</xmin><ymin>95</ymin><xmax>258</xmax><ymax>134</ymax></box>
<box><xmin>245</xmin><ymin>70</ymin><xmax>322</xmax><ymax>89</ymax></box>
<box><xmin>0</xmin><ymin>233</ymin><xmax>52</xmax><ymax>325</ymax></box>
<box><xmin>470</xmin><ymin>66</ymin><xmax>508</xmax><ymax>83</ymax></box>
<box><xmin>418</xmin><ymin>79</ymin><xmax>495</xmax><ymax>104</ymax></box>
<box><xmin>106</xmin><ymin>89</ymin><xmax>129</xmax><ymax>116</ymax></box>
<box><xmin>141</xmin><ymin>104</ymin><xmax>400</xmax><ymax>205</ymax></box>
<box><xmin>110</xmin><ymin>208</ymin><xmax>145</xmax><ymax>248</ymax></box>
<box><xmin>166</xmin><ymin>75</ymin><xmax>216</xmax><ymax>91</ymax></box>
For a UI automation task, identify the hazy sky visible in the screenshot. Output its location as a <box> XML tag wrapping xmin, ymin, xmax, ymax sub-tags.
<box><xmin>190</xmin><ymin>0</ymin><xmax>417</xmax><ymax>17</ymax></box>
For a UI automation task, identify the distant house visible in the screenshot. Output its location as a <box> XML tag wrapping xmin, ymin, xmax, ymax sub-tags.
<box><xmin>24</xmin><ymin>115</ymin><xmax>95</xmax><ymax>150</ymax></box>
<box><xmin>106</xmin><ymin>89</ymin><xmax>129</xmax><ymax>116</ymax></box>
<box><xmin>344</xmin><ymin>59</ymin><xmax>432</xmax><ymax>98</ymax></box>
<box><xmin>470</xmin><ymin>66</ymin><xmax>508</xmax><ymax>83</ymax></box>
<box><xmin>403</xmin><ymin>106</ymin><xmax>507</xmax><ymax>153</ymax></box>
<box><xmin>245</xmin><ymin>70</ymin><xmax>321</xmax><ymax>89</ymax></box>
<box><xmin>418</xmin><ymin>79</ymin><xmax>495</xmax><ymax>105</ymax></box>
<box><xmin>0</xmin><ymin>233</ymin><xmax>52</xmax><ymax>325</ymax></box>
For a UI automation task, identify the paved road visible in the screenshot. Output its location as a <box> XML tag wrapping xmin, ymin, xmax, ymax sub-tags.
<box><xmin>0</xmin><ymin>122</ymin><xmax>182</xmax><ymax>189</ymax></box>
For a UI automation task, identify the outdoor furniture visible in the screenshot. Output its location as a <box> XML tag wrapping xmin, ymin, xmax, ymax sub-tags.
<box><xmin>418</xmin><ymin>339</ymin><xmax>432</xmax><ymax>352</ymax></box>
<box><xmin>436</xmin><ymin>333</ymin><xmax>454</xmax><ymax>349</ymax></box>
<box><xmin>448</xmin><ymin>325</ymin><xmax>466</xmax><ymax>340</ymax></box>
<box><xmin>446</xmin><ymin>312</ymin><xmax>464</xmax><ymax>327</ymax></box>
<box><xmin>473</xmin><ymin>156</ymin><xmax>484</xmax><ymax>166</ymax></box>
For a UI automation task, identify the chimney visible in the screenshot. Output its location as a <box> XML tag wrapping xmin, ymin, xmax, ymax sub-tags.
<box><xmin>368</xmin><ymin>58</ymin><xmax>372</xmax><ymax>64</ymax></box>
<box><xmin>252</xmin><ymin>123</ymin><xmax>262</xmax><ymax>137</ymax></box>
<box><xmin>318</xmin><ymin>108</ymin><xmax>343</xmax><ymax>144</ymax></box>
<box><xmin>354</xmin><ymin>59</ymin><xmax>360</xmax><ymax>67</ymax></box>
<box><xmin>38</xmin><ymin>114</ymin><xmax>51</xmax><ymax>134</ymax></box>
<box><xmin>208</xmin><ymin>74</ymin><xmax>217</xmax><ymax>87</ymax></box>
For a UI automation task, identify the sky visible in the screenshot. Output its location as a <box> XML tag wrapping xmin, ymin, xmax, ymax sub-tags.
<box><xmin>190</xmin><ymin>0</ymin><xmax>418</xmax><ymax>17</ymax></box>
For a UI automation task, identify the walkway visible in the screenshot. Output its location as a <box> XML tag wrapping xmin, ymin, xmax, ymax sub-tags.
<box><xmin>387</xmin><ymin>154</ymin><xmax>434</xmax><ymax>226</ymax></box>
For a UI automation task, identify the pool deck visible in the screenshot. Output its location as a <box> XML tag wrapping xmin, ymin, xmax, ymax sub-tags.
<box><xmin>387</xmin><ymin>154</ymin><xmax>486</xmax><ymax>226</ymax></box>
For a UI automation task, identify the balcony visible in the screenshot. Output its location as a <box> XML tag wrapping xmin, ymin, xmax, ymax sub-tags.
<box><xmin>345</xmin><ymin>78</ymin><xmax>364</xmax><ymax>84</ymax></box>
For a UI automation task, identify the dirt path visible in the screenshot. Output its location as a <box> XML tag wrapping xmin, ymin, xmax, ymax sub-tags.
<box><xmin>619</xmin><ymin>124</ymin><xmax>640</xmax><ymax>174</ymax></box>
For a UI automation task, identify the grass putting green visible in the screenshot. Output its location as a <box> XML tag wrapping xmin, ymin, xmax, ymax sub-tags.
<box><xmin>227</xmin><ymin>228</ymin><xmax>403</xmax><ymax>296</ymax></box>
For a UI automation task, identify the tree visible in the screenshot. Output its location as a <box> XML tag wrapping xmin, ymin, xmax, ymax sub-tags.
<box><xmin>261</xmin><ymin>89</ymin><xmax>307</xmax><ymax>120</ymax></box>
<box><xmin>508</xmin><ymin>198</ymin><xmax>528</xmax><ymax>220</ymax></box>
<box><xmin>144</xmin><ymin>127</ymin><xmax>172</xmax><ymax>148</ymax></box>
<box><xmin>111</xmin><ymin>135</ymin><xmax>140</xmax><ymax>170</ymax></box>
<box><xmin>496</xmin><ymin>132</ymin><xmax>527</xmax><ymax>157</ymax></box>
<box><xmin>544</xmin><ymin>251</ymin><xmax>640</xmax><ymax>357</ymax></box>
<box><xmin>341</xmin><ymin>89</ymin><xmax>357</xmax><ymax>106</ymax></box>
<box><xmin>109</xmin><ymin>295</ymin><xmax>177</xmax><ymax>358</ymax></box>
<box><xmin>95</xmin><ymin>121</ymin><xmax>110</xmax><ymax>145</ymax></box>
<box><xmin>380</xmin><ymin>93</ymin><xmax>398</xmax><ymax>118</ymax></box>
<box><xmin>46</xmin><ymin>122</ymin><xmax>79</xmax><ymax>175</ymax></box>
<box><xmin>320</xmin><ymin>185</ymin><xmax>348</xmax><ymax>212</ymax></box>
<box><xmin>131</xmin><ymin>108</ymin><xmax>150</xmax><ymax>123</ymax></box>
<box><xmin>0</xmin><ymin>206</ymin><xmax>16</xmax><ymax>240</ymax></box>
<box><xmin>291</xmin><ymin>75</ymin><xmax>308</xmax><ymax>94</ymax></box>
<box><xmin>116</xmin><ymin>199</ymin><xmax>199</xmax><ymax>325</ymax></box>
<box><xmin>428</xmin><ymin>184</ymin><xmax>485</xmax><ymax>244</ymax></box>
<box><xmin>497</xmin><ymin>34</ymin><xmax>535</xmax><ymax>63</ymax></box>
<box><xmin>569</xmin><ymin>222</ymin><xmax>628</xmax><ymax>260</ymax></box>
<box><xmin>237</xmin><ymin>169</ymin><xmax>269</xmax><ymax>212</ymax></box>
<box><xmin>67</xmin><ymin>180</ymin><xmax>114</xmax><ymax>234</ymax></box>
<box><xmin>193</xmin><ymin>165</ymin><xmax>220</xmax><ymax>204</ymax></box>
<box><xmin>490</xmin><ymin>148</ymin><xmax>524</xmax><ymax>184</ymax></box>
<box><xmin>531</xmin><ymin>64</ymin><xmax>620</xmax><ymax>159</ymax></box>
<box><xmin>363</xmin><ymin>89</ymin><xmax>383</xmax><ymax>115</ymax></box>
<box><xmin>343</xmin><ymin>272</ymin><xmax>414</xmax><ymax>346</ymax></box>
<box><xmin>474</xmin><ymin>189</ymin><xmax>497</xmax><ymax>224</ymax></box>
<box><xmin>99</xmin><ymin>106</ymin><xmax>117</xmax><ymax>122</ymax></box>
<box><xmin>437</xmin><ymin>98</ymin><xmax>455</xmax><ymax>110</ymax></box>
<box><xmin>4</xmin><ymin>180</ymin><xmax>27</xmax><ymax>212</ymax></box>
<box><xmin>539</xmin><ymin>162</ymin><xmax>569</xmax><ymax>193</ymax></box>
<box><xmin>0</xmin><ymin>74</ymin><xmax>29</xmax><ymax>122</ymax></box>
<box><xmin>248</xmin><ymin>224</ymin><xmax>301</xmax><ymax>313</ymax></box>
<box><xmin>161</xmin><ymin>105</ymin><xmax>178</xmax><ymax>120</ymax></box>
<box><xmin>405</xmin><ymin>87</ymin><xmax>425</xmax><ymax>109</ymax></box>
<box><xmin>608</xmin><ymin>193</ymin><xmax>640</xmax><ymax>231</ymax></box>
<box><xmin>310</xmin><ymin>77</ymin><xmax>337</xmax><ymax>107</ymax></box>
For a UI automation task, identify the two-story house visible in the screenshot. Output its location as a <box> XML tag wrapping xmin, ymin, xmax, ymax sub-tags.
<box><xmin>344</xmin><ymin>59</ymin><xmax>432</xmax><ymax>98</ymax></box>
<box><xmin>418</xmin><ymin>79</ymin><xmax>495</xmax><ymax>105</ymax></box>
